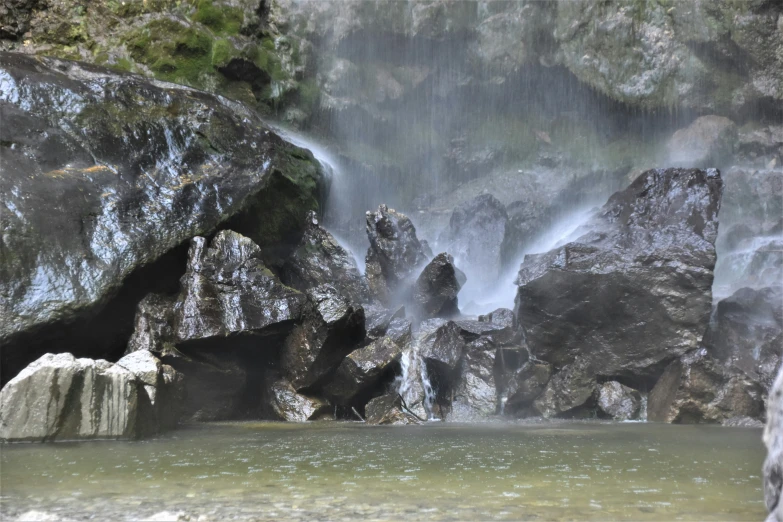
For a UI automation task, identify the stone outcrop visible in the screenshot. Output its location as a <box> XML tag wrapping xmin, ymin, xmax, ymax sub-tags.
<box><xmin>515</xmin><ymin>168</ymin><xmax>723</xmax><ymax>381</ymax></box>
<box><xmin>364</xmin><ymin>205</ymin><xmax>429</xmax><ymax>305</ymax></box>
<box><xmin>0</xmin><ymin>352</ymin><xmax>182</xmax><ymax>441</ymax></box>
<box><xmin>412</xmin><ymin>253</ymin><xmax>464</xmax><ymax>319</ymax></box>
<box><xmin>596</xmin><ymin>381</ymin><xmax>642</xmax><ymax>421</ymax></box>
<box><xmin>0</xmin><ymin>52</ymin><xmax>325</xmax><ymax>384</ymax></box>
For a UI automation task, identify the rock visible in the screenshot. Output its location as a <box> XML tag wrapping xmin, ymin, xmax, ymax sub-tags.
<box><xmin>364</xmin><ymin>205</ymin><xmax>428</xmax><ymax>304</ymax></box>
<box><xmin>0</xmin><ymin>53</ymin><xmax>325</xmax><ymax>383</ymax></box>
<box><xmin>648</xmin><ymin>349</ymin><xmax>765</xmax><ymax>424</ymax></box>
<box><xmin>724</xmin><ymin>416</ymin><xmax>764</xmax><ymax>428</ymax></box>
<box><xmin>515</xmin><ymin>168</ymin><xmax>723</xmax><ymax>381</ymax></box>
<box><xmin>704</xmin><ymin>286</ymin><xmax>783</xmax><ymax>391</ymax></box>
<box><xmin>365</xmin><ymin>392</ymin><xmax>419</xmax><ymax>425</ymax></box>
<box><xmin>764</xmin><ymin>366</ymin><xmax>783</xmax><ymax>521</ymax></box>
<box><xmin>282</xmin><ymin>211</ymin><xmax>370</xmax><ymax>305</ymax></box>
<box><xmin>175</xmin><ymin>231</ymin><xmax>308</xmax><ymax>342</ymax></box>
<box><xmin>126</xmin><ymin>294</ymin><xmax>177</xmax><ymax>355</ymax></box>
<box><xmin>502</xmin><ymin>362</ymin><xmax>552</xmax><ymax>416</ymax></box>
<box><xmin>596</xmin><ymin>381</ymin><xmax>642</xmax><ymax>421</ymax></box>
<box><xmin>281</xmin><ymin>284</ymin><xmax>365</xmax><ymax>391</ymax></box>
<box><xmin>116</xmin><ymin>350</ymin><xmax>184</xmax><ymax>430</ymax></box>
<box><xmin>322</xmin><ymin>337</ymin><xmax>403</xmax><ymax>405</ymax></box>
<box><xmin>667</xmin><ymin>116</ymin><xmax>737</xmax><ymax>167</ymax></box>
<box><xmin>441</xmin><ymin>194</ymin><xmax>511</xmax><ymax>295</ymax></box>
<box><xmin>417</xmin><ymin>319</ymin><xmax>466</xmax><ymax>375</ymax></box>
<box><xmin>0</xmin><ymin>0</ymin><xmax>41</xmax><ymax>39</ymax></box>
<box><xmin>454</xmin><ymin>316</ymin><xmax>517</xmax><ymax>347</ymax></box>
<box><xmin>737</xmin><ymin>125</ymin><xmax>783</xmax><ymax>164</ymax></box>
<box><xmin>533</xmin><ymin>358</ymin><xmax>597</xmax><ymax>418</ymax></box>
<box><xmin>450</xmin><ymin>348</ymin><xmax>498</xmax><ymax>420</ymax></box>
<box><xmin>364</xmin><ymin>304</ymin><xmax>406</xmax><ymax>340</ymax></box>
<box><xmin>269</xmin><ymin>380</ymin><xmax>330</xmax><ymax>422</ymax></box>
<box><xmin>412</xmin><ymin>253</ymin><xmax>464</xmax><ymax>319</ymax></box>
<box><xmin>0</xmin><ymin>353</ymin><xmax>156</xmax><ymax>441</ymax></box>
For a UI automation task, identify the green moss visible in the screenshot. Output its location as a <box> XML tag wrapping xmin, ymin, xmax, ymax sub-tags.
<box><xmin>192</xmin><ymin>0</ymin><xmax>244</xmax><ymax>36</ymax></box>
<box><xmin>211</xmin><ymin>38</ymin><xmax>235</xmax><ymax>67</ymax></box>
<box><xmin>297</xmin><ymin>79</ymin><xmax>320</xmax><ymax>113</ymax></box>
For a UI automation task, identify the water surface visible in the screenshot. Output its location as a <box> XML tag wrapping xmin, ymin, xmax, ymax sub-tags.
<box><xmin>0</xmin><ymin>421</ymin><xmax>765</xmax><ymax>521</ymax></box>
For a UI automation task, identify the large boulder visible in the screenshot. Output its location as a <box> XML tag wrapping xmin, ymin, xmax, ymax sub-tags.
<box><xmin>764</xmin><ymin>366</ymin><xmax>783</xmax><ymax>522</ymax></box>
<box><xmin>533</xmin><ymin>358</ymin><xmax>597</xmax><ymax>418</ymax></box>
<box><xmin>0</xmin><ymin>352</ymin><xmax>181</xmax><ymax>441</ymax></box>
<box><xmin>365</xmin><ymin>392</ymin><xmax>420</xmax><ymax>425</ymax></box>
<box><xmin>450</xmin><ymin>348</ymin><xmax>498</xmax><ymax>421</ymax></box>
<box><xmin>322</xmin><ymin>337</ymin><xmax>403</xmax><ymax>405</ymax></box>
<box><xmin>116</xmin><ymin>350</ymin><xmax>184</xmax><ymax>431</ymax></box>
<box><xmin>412</xmin><ymin>253</ymin><xmax>464</xmax><ymax>319</ymax></box>
<box><xmin>282</xmin><ymin>210</ymin><xmax>369</xmax><ymax>305</ymax></box>
<box><xmin>269</xmin><ymin>380</ymin><xmax>330</xmax><ymax>422</ymax></box>
<box><xmin>596</xmin><ymin>381</ymin><xmax>642</xmax><ymax>421</ymax></box>
<box><xmin>364</xmin><ymin>205</ymin><xmax>428</xmax><ymax>305</ymax></box>
<box><xmin>502</xmin><ymin>361</ymin><xmax>552</xmax><ymax>417</ymax></box>
<box><xmin>0</xmin><ymin>53</ymin><xmax>326</xmax><ymax>384</ymax></box>
<box><xmin>647</xmin><ymin>349</ymin><xmax>764</xmax><ymax>424</ymax></box>
<box><xmin>667</xmin><ymin>116</ymin><xmax>737</xmax><ymax>168</ymax></box>
<box><xmin>515</xmin><ymin>168</ymin><xmax>723</xmax><ymax>381</ymax></box>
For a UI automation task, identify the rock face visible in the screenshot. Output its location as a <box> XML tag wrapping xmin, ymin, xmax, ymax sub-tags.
<box><xmin>667</xmin><ymin>116</ymin><xmax>737</xmax><ymax>168</ymax></box>
<box><xmin>533</xmin><ymin>358</ymin><xmax>597</xmax><ymax>419</ymax></box>
<box><xmin>596</xmin><ymin>381</ymin><xmax>642</xmax><ymax>421</ymax></box>
<box><xmin>0</xmin><ymin>352</ymin><xmax>182</xmax><ymax>441</ymax></box>
<box><xmin>764</xmin><ymin>366</ymin><xmax>783</xmax><ymax>522</ymax></box>
<box><xmin>648</xmin><ymin>349</ymin><xmax>764</xmax><ymax>424</ymax></box>
<box><xmin>365</xmin><ymin>205</ymin><xmax>429</xmax><ymax>304</ymax></box>
<box><xmin>0</xmin><ymin>52</ymin><xmax>325</xmax><ymax>384</ymax></box>
<box><xmin>515</xmin><ymin>168</ymin><xmax>723</xmax><ymax>381</ymax></box>
<box><xmin>282</xmin><ymin>211</ymin><xmax>369</xmax><ymax>305</ymax></box>
<box><xmin>502</xmin><ymin>362</ymin><xmax>552</xmax><ymax>417</ymax></box>
<box><xmin>412</xmin><ymin>253</ymin><xmax>464</xmax><ymax>319</ymax></box>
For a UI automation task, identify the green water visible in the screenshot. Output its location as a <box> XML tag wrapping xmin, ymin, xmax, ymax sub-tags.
<box><xmin>0</xmin><ymin>421</ymin><xmax>766</xmax><ymax>521</ymax></box>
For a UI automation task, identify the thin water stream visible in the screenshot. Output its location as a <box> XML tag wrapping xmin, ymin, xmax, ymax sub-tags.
<box><xmin>0</xmin><ymin>422</ymin><xmax>765</xmax><ymax>521</ymax></box>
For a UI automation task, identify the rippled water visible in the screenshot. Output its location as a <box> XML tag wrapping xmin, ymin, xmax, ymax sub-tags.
<box><xmin>0</xmin><ymin>422</ymin><xmax>765</xmax><ymax>521</ymax></box>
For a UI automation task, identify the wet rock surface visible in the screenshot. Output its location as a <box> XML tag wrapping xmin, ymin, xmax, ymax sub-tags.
<box><xmin>0</xmin><ymin>52</ymin><xmax>325</xmax><ymax>384</ymax></box>
<box><xmin>0</xmin><ymin>352</ymin><xmax>181</xmax><ymax>441</ymax></box>
<box><xmin>269</xmin><ymin>380</ymin><xmax>330</xmax><ymax>422</ymax></box>
<box><xmin>365</xmin><ymin>392</ymin><xmax>420</xmax><ymax>425</ymax></box>
<box><xmin>515</xmin><ymin>168</ymin><xmax>723</xmax><ymax>381</ymax></box>
<box><xmin>322</xmin><ymin>337</ymin><xmax>403</xmax><ymax>405</ymax></box>
<box><xmin>412</xmin><ymin>253</ymin><xmax>464</xmax><ymax>319</ymax></box>
<box><xmin>596</xmin><ymin>381</ymin><xmax>642</xmax><ymax>421</ymax></box>
<box><xmin>502</xmin><ymin>362</ymin><xmax>553</xmax><ymax>417</ymax></box>
<box><xmin>765</xmin><ymin>366</ymin><xmax>783</xmax><ymax>521</ymax></box>
<box><xmin>668</xmin><ymin>116</ymin><xmax>737</xmax><ymax>168</ymax></box>
<box><xmin>533</xmin><ymin>358</ymin><xmax>597</xmax><ymax>419</ymax></box>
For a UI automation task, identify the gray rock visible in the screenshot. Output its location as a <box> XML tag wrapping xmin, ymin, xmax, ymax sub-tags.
<box><xmin>667</xmin><ymin>116</ymin><xmax>737</xmax><ymax>167</ymax></box>
<box><xmin>533</xmin><ymin>358</ymin><xmax>597</xmax><ymax>418</ymax></box>
<box><xmin>365</xmin><ymin>392</ymin><xmax>420</xmax><ymax>425</ymax></box>
<box><xmin>0</xmin><ymin>353</ymin><xmax>155</xmax><ymax>441</ymax></box>
<box><xmin>648</xmin><ymin>349</ymin><xmax>764</xmax><ymax>424</ymax></box>
<box><xmin>269</xmin><ymin>380</ymin><xmax>330</xmax><ymax>422</ymax></box>
<box><xmin>450</xmin><ymin>349</ymin><xmax>498</xmax><ymax>420</ymax></box>
<box><xmin>322</xmin><ymin>337</ymin><xmax>403</xmax><ymax>405</ymax></box>
<box><xmin>765</xmin><ymin>365</ymin><xmax>783</xmax><ymax>521</ymax></box>
<box><xmin>502</xmin><ymin>361</ymin><xmax>553</xmax><ymax>416</ymax></box>
<box><xmin>412</xmin><ymin>253</ymin><xmax>464</xmax><ymax>319</ymax></box>
<box><xmin>417</xmin><ymin>319</ymin><xmax>466</xmax><ymax>374</ymax></box>
<box><xmin>116</xmin><ymin>350</ymin><xmax>184</xmax><ymax>430</ymax></box>
<box><xmin>282</xmin><ymin>211</ymin><xmax>370</xmax><ymax>305</ymax></box>
<box><xmin>365</xmin><ymin>205</ymin><xmax>428</xmax><ymax>305</ymax></box>
<box><xmin>596</xmin><ymin>381</ymin><xmax>642</xmax><ymax>421</ymax></box>
<box><xmin>364</xmin><ymin>304</ymin><xmax>406</xmax><ymax>340</ymax></box>
<box><xmin>515</xmin><ymin>168</ymin><xmax>723</xmax><ymax>381</ymax></box>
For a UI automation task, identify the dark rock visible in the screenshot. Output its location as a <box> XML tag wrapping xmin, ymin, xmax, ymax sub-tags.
<box><xmin>322</xmin><ymin>337</ymin><xmax>403</xmax><ymax>405</ymax></box>
<box><xmin>515</xmin><ymin>168</ymin><xmax>723</xmax><ymax>381</ymax></box>
<box><xmin>0</xmin><ymin>53</ymin><xmax>325</xmax><ymax>382</ymax></box>
<box><xmin>281</xmin><ymin>284</ymin><xmax>365</xmax><ymax>391</ymax></box>
<box><xmin>533</xmin><ymin>358</ymin><xmax>597</xmax><ymax>418</ymax></box>
<box><xmin>704</xmin><ymin>286</ymin><xmax>783</xmax><ymax>391</ymax></box>
<box><xmin>454</xmin><ymin>315</ymin><xmax>517</xmax><ymax>347</ymax></box>
<box><xmin>364</xmin><ymin>204</ymin><xmax>428</xmax><ymax>304</ymax></box>
<box><xmin>764</xmin><ymin>367</ymin><xmax>783</xmax><ymax>521</ymax></box>
<box><xmin>364</xmin><ymin>304</ymin><xmax>405</xmax><ymax>340</ymax></box>
<box><xmin>365</xmin><ymin>392</ymin><xmax>419</xmax><ymax>425</ymax></box>
<box><xmin>667</xmin><ymin>116</ymin><xmax>737</xmax><ymax>167</ymax></box>
<box><xmin>502</xmin><ymin>361</ymin><xmax>553</xmax><ymax>416</ymax></box>
<box><xmin>450</xmin><ymin>349</ymin><xmax>498</xmax><ymax>420</ymax></box>
<box><xmin>441</xmin><ymin>194</ymin><xmax>511</xmax><ymax>292</ymax></box>
<box><xmin>648</xmin><ymin>349</ymin><xmax>765</xmax><ymax>424</ymax></box>
<box><xmin>385</xmin><ymin>317</ymin><xmax>413</xmax><ymax>348</ymax></box>
<box><xmin>417</xmin><ymin>319</ymin><xmax>466</xmax><ymax>374</ymax></box>
<box><xmin>412</xmin><ymin>253</ymin><xmax>464</xmax><ymax>319</ymax></box>
<box><xmin>282</xmin><ymin>211</ymin><xmax>369</xmax><ymax>305</ymax></box>
<box><xmin>269</xmin><ymin>380</ymin><xmax>330</xmax><ymax>422</ymax></box>
<box><xmin>126</xmin><ymin>294</ymin><xmax>177</xmax><ymax>355</ymax></box>
<box><xmin>0</xmin><ymin>353</ymin><xmax>155</xmax><ymax>441</ymax></box>
<box><xmin>0</xmin><ymin>0</ymin><xmax>41</xmax><ymax>38</ymax></box>
<box><xmin>724</xmin><ymin>416</ymin><xmax>764</xmax><ymax>428</ymax></box>
<box><xmin>596</xmin><ymin>381</ymin><xmax>642</xmax><ymax>421</ymax></box>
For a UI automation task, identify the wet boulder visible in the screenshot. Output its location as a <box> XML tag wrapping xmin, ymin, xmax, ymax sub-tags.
<box><xmin>365</xmin><ymin>393</ymin><xmax>420</xmax><ymax>425</ymax></box>
<box><xmin>533</xmin><ymin>358</ymin><xmax>597</xmax><ymax>418</ymax></box>
<box><xmin>116</xmin><ymin>350</ymin><xmax>184</xmax><ymax>431</ymax></box>
<box><xmin>764</xmin><ymin>366</ymin><xmax>783</xmax><ymax>522</ymax></box>
<box><xmin>648</xmin><ymin>349</ymin><xmax>765</xmax><ymax>424</ymax></box>
<box><xmin>364</xmin><ymin>205</ymin><xmax>429</xmax><ymax>304</ymax></box>
<box><xmin>0</xmin><ymin>353</ymin><xmax>156</xmax><ymax>441</ymax></box>
<box><xmin>501</xmin><ymin>361</ymin><xmax>552</xmax><ymax>417</ymax></box>
<box><xmin>364</xmin><ymin>304</ymin><xmax>406</xmax><ymax>340</ymax></box>
<box><xmin>322</xmin><ymin>337</ymin><xmax>403</xmax><ymax>405</ymax></box>
<box><xmin>0</xmin><ymin>53</ymin><xmax>326</xmax><ymax>384</ymax></box>
<box><xmin>412</xmin><ymin>253</ymin><xmax>464</xmax><ymax>319</ymax></box>
<box><xmin>282</xmin><ymin>284</ymin><xmax>366</xmax><ymax>391</ymax></box>
<box><xmin>282</xmin><ymin>211</ymin><xmax>370</xmax><ymax>305</ymax></box>
<box><xmin>596</xmin><ymin>381</ymin><xmax>642</xmax><ymax>421</ymax></box>
<box><xmin>269</xmin><ymin>380</ymin><xmax>330</xmax><ymax>422</ymax></box>
<box><xmin>667</xmin><ymin>116</ymin><xmax>737</xmax><ymax>167</ymax></box>
<box><xmin>450</xmin><ymin>348</ymin><xmax>498</xmax><ymax>420</ymax></box>
<box><xmin>417</xmin><ymin>319</ymin><xmax>466</xmax><ymax>375</ymax></box>
<box><xmin>704</xmin><ymin>286</ymin><xmax>783</xmax><ymax>391</ymax></box>
<box><xmin>515</xmin><ymin>168</ymin><xmax>723</xmax><ymax>381</ymax></box>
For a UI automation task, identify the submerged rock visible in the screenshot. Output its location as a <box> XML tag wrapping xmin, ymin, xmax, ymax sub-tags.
<box><xmin>765</xmin><ymin>366</ymin><xmax>783</xmax><ymax>522</ymax></box>
<box><xmin>0</xmin><ymin>53</ymin><xmax>325</xmax><ymax>383</ymax></box>
<box><xmin>0</xmin><ymin>353</ymin><xmax>176</xmax><ymax>441</ymax></box>
<box><xmin>596</xmin><ymin>381</ymin><xmax>642</xmax><ymax>421</ymax></box>
<box><xmin>364</xmin><ymin>205</ymin><xmax>428</xmax><ymax>304</ymax></box>
<box><xmin>648</xmin><ymin>349</ymin><xmax>764</xmax><ymax>424</ymax></box>
<box><xmin>515</xmin><ymin>168</ymin><xmax>723</xmax><ymax>381</ymax></box>
<box><xmin>282</xmin><ymin>211</ymin><xmax>369</xmax><ymax>305</ymax></box>
<box><xmin>412</xmin><ymin>253</ymin><xmax>464</xmax><ymax>319</ymax></box>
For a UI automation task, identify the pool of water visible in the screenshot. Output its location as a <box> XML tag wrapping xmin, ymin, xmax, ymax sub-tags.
<box><xmin>0</xmin><ymin>421</ymin><xmax>766</xmax><ymax>521</ymax></box>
